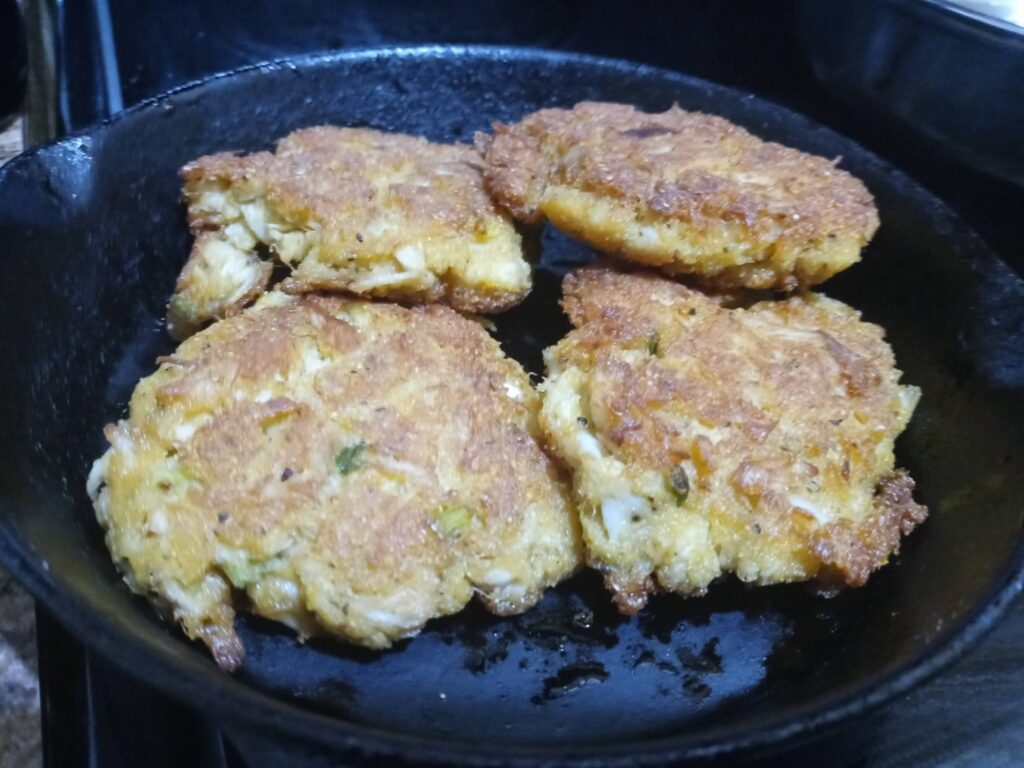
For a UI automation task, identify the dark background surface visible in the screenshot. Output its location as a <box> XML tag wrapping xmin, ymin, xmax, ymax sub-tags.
<box><xmin>16</xmin><ymin>0</ymin><xmax>1024</xmax><ymax>765</ymax></box>
<box><xmin>0</xmin><ymin>0</ymin><xmax>26</xmax><ymax>119</ymax></box>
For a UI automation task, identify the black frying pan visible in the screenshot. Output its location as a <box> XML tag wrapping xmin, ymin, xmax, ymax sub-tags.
<box><xmin>1</xmin><ymin>47</ymin><xmax>1023</xmax><ymax>767</ymax></box>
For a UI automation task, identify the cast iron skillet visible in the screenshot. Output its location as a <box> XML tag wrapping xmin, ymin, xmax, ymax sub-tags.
<box><xmin>1</xmin><ymin>47</ymin><xmax>1023</xmax><ymax>767</ymax></box>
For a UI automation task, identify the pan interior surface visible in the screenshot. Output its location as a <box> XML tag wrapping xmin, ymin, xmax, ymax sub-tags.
<box><xmin>0</xmin><ymin>48</ymin><xmax>1022</xmax><ymax>759</ymax></box>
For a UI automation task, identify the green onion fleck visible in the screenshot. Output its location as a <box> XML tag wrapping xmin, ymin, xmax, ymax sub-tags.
<box><xmin>335</xmin><ymin>441</ymin><xmax>367</xmax><ymax>475</ymax></box>
<box><xmin>167</xmin><ymin>294</ymin><xmax>198</xmax><ymax>321</ymax></box>
<box><xmin>647</xmin><ymin>330</ymin><xmax>660</xmax><ymax>355</ymax></box>
<box><xmin>222</xmin><ymin>556</ymin><xmax>282</xmax><ymax>589</ymax></box>
<box><xmin>432</xmin><ymin>505</ymin><xmax>474</xmax><ymax>538</ymax></box>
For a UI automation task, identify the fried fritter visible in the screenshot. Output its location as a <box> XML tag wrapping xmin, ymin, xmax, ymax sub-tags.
<box><xmin>88</xmin><ymin>292</ymin><xmax>580</xmax><ymax>670</ymax></box>
<box><xmin>168</xmin><ymin>126</ymin><xmax>531</xmax><ymax>338</ymax></box>
<box><xmin>479</xmin><ymin>102</ymin><xmax>879</xmax><ymax>291</ymax></box>
<box><xmin>540</xmin><ymin>266</ymin><xmax>925</xmax><ymax>612</ymax></box>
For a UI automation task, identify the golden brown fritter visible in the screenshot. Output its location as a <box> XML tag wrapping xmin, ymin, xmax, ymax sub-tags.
<box><xmin>168</xmin><ymin>126</ymin><xmax>532</xmax><ymax>339</ymax></box>
<box><xmin>479</xmin><ymin>102</ymin><xmax>879</xmax><ymax>291</ymax></box>
<box><xmin>89</xmin><ymin>292</ymin><xmax>580</xmax><ymax>670</ymax></box>
<box><xmin>539</xmin><ymin>266</ymin><xmax>924</xmax><ymax>612</ymax></box>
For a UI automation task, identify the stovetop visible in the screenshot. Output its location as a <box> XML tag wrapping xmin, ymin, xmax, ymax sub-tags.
<box><xmin>31</xmin><ymin>2</ymin><xmax>1024</xmax><ymax>766</ymax></box>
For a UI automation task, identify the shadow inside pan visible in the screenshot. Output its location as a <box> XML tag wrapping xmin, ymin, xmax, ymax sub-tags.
<box><xmin>0</xmin><ymin>48</ymin><xmax>1022</xmax><ymax>759</ymax></box>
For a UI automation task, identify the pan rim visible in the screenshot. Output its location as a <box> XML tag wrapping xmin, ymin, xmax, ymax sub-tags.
<box><xmin>1</xmin><ymin>43</ymin><xmax>1022</xmax><ymax>765</ymax></box>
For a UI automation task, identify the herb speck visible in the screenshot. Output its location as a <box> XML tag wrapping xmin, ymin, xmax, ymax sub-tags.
<box><xmin>669</xmin><ymin>466</ymin><xmax>690</xmax><ymax>503</ymax></box>
<box><xmin>335</xmin><ymin>441</ymin><xmax>367</xmax><ymax>475</ymax></box>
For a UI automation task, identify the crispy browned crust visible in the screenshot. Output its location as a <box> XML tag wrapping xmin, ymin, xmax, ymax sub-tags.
<box><xmin>481</xmin><ymin>102</ymin><xmax>879</xmax><ymax>290</ymax></box>
<box><xmin>541</xmin><ymin>266</ymin><xmax>925</xmax><ymax>609</ymax></box>
<box><xmin>171</xmin><ymin>126</ymin><xmax>531</xmax><ymax>335</ymax></box>
<box><xmin>182</xmin><ymin>128</ymin><xmax>500</xmax><ymax>235</ymax></box>
<box><xmin>91</xmin><ymin>293</ymin><xmax>580</xmax><ymax>668</ymax></box>
<box><xmin>812</xmin><ymin>469</ymin><xmax>928</xmax><ymax>588</ymax></box>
